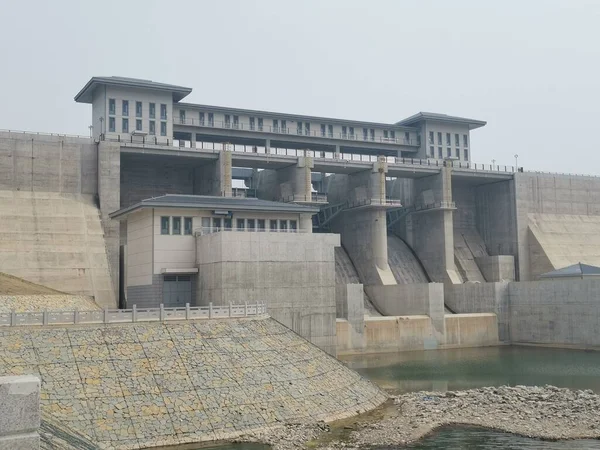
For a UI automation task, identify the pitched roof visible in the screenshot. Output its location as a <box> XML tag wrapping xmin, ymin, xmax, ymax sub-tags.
<box><xmin>540</xmin><ymin>262</ymin><xmax>600</xmax><ymax>278</ymax></box>
<box><xmin>109</xmin><ymin>194</ymin><xmax>319</xmax><ymax>219</ymax></box>
<box><xmin>396</xmin><ymin>112</ymin><xmax>487</xmax><ymax>130</ymax></box>
<box><xmin>74</xmin><ymin>76</ymin><xmax>192</xmax><ymax>103</ymax></box>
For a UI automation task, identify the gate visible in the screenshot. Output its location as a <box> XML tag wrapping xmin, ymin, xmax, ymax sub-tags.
<box><xmin>162</xmin><ymin>275</ymin><xmax>192</xmax><ymax>307</ymax></box>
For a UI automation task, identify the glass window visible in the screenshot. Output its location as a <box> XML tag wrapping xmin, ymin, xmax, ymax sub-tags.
<box><xmin>172</xmin><ymin>217</ymin><xmax>181</xmax><ymax>235</ymax></box>
<box><xmin>247</xmin><ymin>219</ymin><xmax>255</xmax><ymax>231</ymax></box>
<box><xmin>343</xmin><ymin>126</ymin><xmax>348</xmax><ymax>138</ymax></box>
<box><xmin>404</xmin><ymin>131</ymin><xmax>408</xmax><ymax>142</ymax></box>
<box><xmin>349</xmin><ymin>126</ymin><xmax>354</xmax><ymax>137</ymax></box>
<box><xmin>447</xmin><ymin>148</ymin><xmax>451</xmax><ymax>158</ymax></box>
<box><xmin>122</xmin><ymin>118</ymin><xmax>129</xmax><ymax>133</ymax></box>
<box><xmin>279</xmin><ymin>220</ymin><xmax>288</xmax><ymax>231</ymax></box>
<box><xmin>136</xmin><ymin>119</ymin><xmax>142</xmax><ymax>131</ymax></box>
<box><xmin>438</xmin><ymin>147</ymin><xmax>443</xmax><ymax>159</ymax></box>
<box><xmin>437</xmin><ymin>132</ymin><xmax>442</xmax><ymax>145</ymax></box>
<box><xmin>383</xmin><ymin>130</ymin><xmax>388</xmax><ymax>138</ymax></box>
<box><xmin>446</xmin><ymin>133</ymin><xmax>451</xmax><ymax>146</ymax></box>
<box><xmin>370</xmin><ymin>129</ymin><xmax>375</xmax><ymax>141</ymax></box>
<box><xmin>109</xmin><ymin>99</ymin><xmax>116</xmax><ymax>115</ymax></box>
<box><xmin>149</xmin><ymin>121</ymin><xmax>155</xmax><ymax>135</ymax></box>
<box><xmin>328</xmin><ymin>124</ymin><xmax>333</xmax><ymax>138</ymax></box>
<box><xmin>160</xmin><ymin>104</ymin><xmax>167</xmax><ymax>120</ymax></box>
<box><xmin>257</xmin><ymin>117</ymin><xmax>263</xmax><ymax>131</ymax></box>
<box><xmin>250</xmin><ymin>117</ymin><xmax>255</xmax><ymax>130</ymax></box>
<box><xmin>455</xmin><ymin>133</ymin><xmax>460</xmax><ymax>146</ymax></box>
<box><xmin>201</xmin><ymin>217</ymin><xmax>211</xmax><ymax>233</ymax></box>
<box><xmin>321</xmin><ymin>124</ymin><xmax>326</xmax><ymax>137</ymax></box>
<box><xmin>208</xmin><ymin>113</ymin><xmax>214</xmax><ymax>126</ymax></box>
<box><xmin>161</xmin><ymin>217</ymin><xmax>170</xmax><ymax>235</ymax></box>
<box><xmin>225</xmin><ymin>115</ymin><xmax>231</xmax><ymax>127</ymax></box>
<box><xmin>429</xmin><ymin>131</ymin><xmax>434</xmax><ymax>144</ymax></box>
<box><xmin>273</xmin><ymin>119</ymin><xmax>279</xmax><ymax>132</ymax></box>
<box><xmin>430</xmin><ymin>146</ymin><xmax>434</xmax><ymax>158</ymax></box>
<box><xmin>213</xmin><ymin>218</ymin><xmax>222</xmax><ymax>231</ymax></box>
<box><xmin>136</xmin><ymin>101</ymin><xmax>142</xmax><ymax>117</ymax></box>
<box><xmin>160</xmin><ymin>122</ymin><xmax>166</xmax><ymax>136</ymax></box>
<box><xmin>463</xmin><ymin>134</ymin><xmax>469</xmax><ymax>147</ymax></box>
<box><xmin>233</xmin><ymin>115</ymin><xmax>239</xmax><ymax>128</ymax></box>
<box><xmin>199</xmin><ymin>112</ymin><xmax>205</xmax><ymax>126</ymax></box>
<box><xmin>184</xmin><ymin>217</ymin><xmax>193</xmax><ymax>235</ymax></box>
<box><xmin>108</xmin><ymin>117</ymin><xmax>115</xmax><ymax>132</ymax></box>
<box><xmin>237</xmin><ymin>219</ymin><xmax>245</xmax><ymax>230</ymax></box>
<box><xmin>270</xmin><ymin>219</ymin><xmax>278</xmax><ymax>231</ymax></box>
<box><xmin>464</xmin><ymin>149</ymin><xmax>469</xmax><ymax>161</ymax></box>
<box><xmin>149</xmin><ymin>103</ymin><xmax>155</xmax><ymax>119</ymax></box>
<box><xmin>363</xmin><ymin>128</ymin><xmax>368</xmax><ymax>140</ymax></box>
<box><xmin>304</xmin><ymin>122</ymin><xmax>310</xmax><ymax>136</ymax></box>
<box><xmin>456</xmin><ymin>148</ymin><xmax>461</xmax><ymax>160</ymax></box>
<box><xmin>224</xmin><ymin>218</ymin><xmax>232</xmax><ymax>230</ymax></box>
<box><xmin>297</xmin><ymin>122</ymin><xmax>302</xmax><ymax>135</ymax></box>
<box><xmin>281</xmin><ymin>120</ymin><xmax>287</xmax><ymax>132</ymax></box>
<box><xmin>180</xmin><ymin>110</ymin><xmax>186</xmax><ymax>123</ymax></box>
<box><xmin>122</xmin><ymin>100</ymin><xmax>129</xmax><ymax>116</ymax></box>
<box><xmin>257</xmin><ymin>219</ymin><xmax>265</xmax><ymax>231</ymax></box>
<box><xmin>290</xmin><ymin>220</ymin><xmax>297</xmax><ymax>231</ymax></box>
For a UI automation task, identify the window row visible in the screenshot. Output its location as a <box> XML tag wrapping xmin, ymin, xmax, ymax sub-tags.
<box><xmin>109</xmin><ymin>99</ymin><xmax>167</xmax><ymax>120</ymax></box>
<box><xmin>429</xmin><ymin>146</ymin><xmax>469</xmax><ymax>161</ymax></box>
<box><xmin>161</xmin><ymin>217</ymin><xmax>193</xmax><ymax>235</ymax></box>
<box><xmin>109</xmin><ymin>118</ymin><xmax>167</xmax><ymax>135</ymax></box>
<box><xmin>428</xmin><ymin>131</ymin><xmax>468</xmax><ymax>147</ymax></box>
<box><xmin>201</xmin><ymin>217</ymin><xmax>298</xmax><ymax>233</ymax></box>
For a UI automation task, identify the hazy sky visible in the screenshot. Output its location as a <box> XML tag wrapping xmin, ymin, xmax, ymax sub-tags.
<box><xmin>1</xmin><ymin>0</ymin><xmax>599</xmax><ymax>174</ymax></box>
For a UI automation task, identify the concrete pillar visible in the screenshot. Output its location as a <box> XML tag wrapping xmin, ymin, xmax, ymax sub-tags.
<box><xmin>97</xmin><ymin>141</ymin><xmax>120</xmax><ymax>307</ymax></box>
<box><xmin>299</xmin><ymin>213</ymin><xmax>313</xmax><ymax>232</ymax></box>
<box><xmin>336</xmin><ymin>284</ymin><xmax>366</xmax><ymax>351</ymax></box>
<box><xmin>265</xmin><ymin>138</ymin><xmax>271</xmax><ymax>154</ymax></box>
<box><xmin>193</xmin><ymin>150</ymin><xmax>232</xmax><ymax>197</ymax></box>
<box><xmin>0</xmin><ymin>375</ymin><xmax>40</xmax><ymax>449</ymax></box>
<box><xmin>190</xmin><ymin>131</ymin><xmax>196</xmax><ymax>149</ymax></box>
<box><xmin>256</xmin><ymin>156</ymin><xmax>314</xmax><ymax>202</ymax></box>
<box><xmin>334</xmin><ymin>144</ymin><xmax>340</xmax><ymax>158</ymax></box>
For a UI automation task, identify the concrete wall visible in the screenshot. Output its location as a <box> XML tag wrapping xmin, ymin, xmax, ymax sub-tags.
<box><xmin>476</xmin><ymin>255</ymin><xmax>515</xmax><ymax>282</ymax></box>
<box><xmin>444</xmin><ymin>313</ymin><xmax>499</xmax><ymax>347</ymax></box>
<box><xmin>196</xmin><ymin>231</ymin><xmax>340</xmax><ymax>355</ymax></box>
<box><xmin>125</xmin><ymin>209</ymin><xmax>153</xmax><ymax>287</ymax></box>
<box><xmin>0</xmin><ymin>375</ymin><xmax>40</xmax><ymax>450</ymax></box>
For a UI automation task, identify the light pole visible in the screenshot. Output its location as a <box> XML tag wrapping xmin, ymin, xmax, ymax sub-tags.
<box><xmin>514</xmin><ymin>154</ymin><xmax>519</xmax><ymax>170</ymax></box>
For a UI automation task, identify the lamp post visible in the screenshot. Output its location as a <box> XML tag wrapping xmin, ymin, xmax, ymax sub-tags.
<box><xmin>514</xmin><ymin>154</ymin><xmax>519</xmax><ymax>170</ymax></box>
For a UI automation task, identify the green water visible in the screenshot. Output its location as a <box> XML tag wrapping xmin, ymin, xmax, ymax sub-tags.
<box><xmin>342</xmin><ymin>345</ymin><xmax>600</xmax><ymax>449</ymax></box>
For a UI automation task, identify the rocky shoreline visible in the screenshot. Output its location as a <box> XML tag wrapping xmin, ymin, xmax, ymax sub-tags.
<box><xmin>243</xmin><ymin>385</ymin><xmax>600</xmax><ymax>449</ymax></box>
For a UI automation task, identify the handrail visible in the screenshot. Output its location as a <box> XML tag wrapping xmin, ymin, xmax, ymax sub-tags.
<box><xmin>0</xmin><ymin>302</ymin><xmax>267</xmax><ymax>327</ymax></box>
<box><xmin>0</xmin><ymin>129</ymin><xmax>92</xmax><ymax>140</ymax></box>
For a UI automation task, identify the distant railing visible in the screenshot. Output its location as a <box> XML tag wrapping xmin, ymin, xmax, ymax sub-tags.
<box><xmin>347</xmin><ymin>198</ymin><xmax>403</xmax><ymax>208</ymax></box>
<box><xmin>172</xmin><ymin>118</ymin><xmax>420</xmax><ymax>146</ymax></box>
<box><xmin>0</xmin><ymin>129</ymin><xmax>92</xmax><ymax>140</ymax></box>
<box><xmin>197</xmin><ymin>227</ymin><xmax>307</xmax><ymax>234</ymax></box>
<box><xmin>0</xmin><ymin>302</ymin><xmax>267</xmax><ymax>327</ymax></box>
<box><xmin>281</xmin><ymin>193</ymin><xmax>328</xmax><ymax>203</ymax></box>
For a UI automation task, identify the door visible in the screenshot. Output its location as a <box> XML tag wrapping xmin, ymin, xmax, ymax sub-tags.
<box><xmin>163</xmin><ymin>275</ymin><xmax>192</xmax><ymax>307</ymax></box>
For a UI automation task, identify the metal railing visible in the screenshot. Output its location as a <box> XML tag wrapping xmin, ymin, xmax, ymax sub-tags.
<box><xmin>1</xmin><ymin>129</ymin><xmax>92</xmax><ymax>140</ymax></box>
<box><xmin>197</xmin><ymin>227</ymin><xmax>307</xmax><ymax>235</ymax></box>
<box><xmin>0</xmin><ymin>302</ymin><xmax>267</xmax><ymax>327</ymax></box>
<box><xmin>281</xmin><ymin>193</ymin><xmax>328</xmax><ymax>203</ymax></box>
<box><xmin>173</xmin><ymin>118</ymin><xmax>419</xmax><ymax>146</ymax></box>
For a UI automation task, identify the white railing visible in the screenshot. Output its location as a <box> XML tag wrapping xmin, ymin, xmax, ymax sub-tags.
<box><xmin>0</xmin><ymin>302</ymin><xmax>267</xmax><ymax>327</ymax></box>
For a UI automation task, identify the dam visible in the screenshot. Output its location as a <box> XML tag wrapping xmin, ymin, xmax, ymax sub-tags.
<box><xmin>1</xmin><ymin>75</ymin><xmax>600</xmax><ymax>449</ymax></box>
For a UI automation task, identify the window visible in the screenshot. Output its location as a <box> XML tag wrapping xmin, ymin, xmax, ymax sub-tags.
<box><xmin>391</xmin><ymin>130</ymin><xmax>397</xmax><ymax>140</ymax></box>
<box><xmin>208</xmin><ymin>113</ymin><xmax>214</xmax><ymax>127</ymax></box>
<box><xmin>279</xmin><ymin>220</ymin><xmax>288</xmax><ymax>231</ymax></box>
<box><xmin>281</xmin><ymin>120</ymin><xmax>287</xmax><ymax>133</ymax></box>
<box><xmin>160</xmin><ymin>104</ymin><xmax>167</xmax><ymax>120</ymax></box>
<box><xmin>321</xmin><ymin>124</ymin><xmax>326</xmax><ymax>137</ymax></box>
<box><xmin>184</xmin><ymin>217</ymin><xmax>193</xmax><ymax>235</ymax></box>
<box><xmin>180</xmin><ymin>110</ymin><xmax>186</xmax><ymax>123</ymax></box>
<box><xmin>233</xmin><ymin>115</ymin><xmax>239</xmax><ymax>129</ymax></box>
<box><xmin>305</xmin><ymin>122</ymin><xmax>310</xmax><ymax>136</ymax></box>
<box><xmin>122</xmin><ymin>100</ymin><xmax>129</xmax><ymax>116</ymax></box>
<box><xmin>417</xmin><ymin>134</ymin><xmax>421</xmax><ymax>145</ymax></box>
<box><xmin>328</xmin><ymin>124</ymin><xmax>333</xmax><ymax>138</ymax></box>
<box><xmin>257</xmin><ymin>219</ymin><xmax>265</xmax><ymax>231</ymax></box>
<box><xmin>250</xmin><ymin>117</ymin><xmax>255</xmax><ymax>131</ymax></box>
<box><xmin>161</xmin><ymin>217</ymin><xmax>170</xmax><ymax>235</ymax></box>
<box><xmin>456</xmin><ymin>148</ymin><xmax>461</xmax><ymax>160</ymax></box>
<box><xmin>136</xmin><ymin>101</ymin><xmax>142</xmax><ymax>118</ymax></box>
<box><xmin>437</xmin><ymin>132</ymin><xmax>442</xmax><ymax>145</ymax></box>
<box><xmin>430</xmin><ymin>146</ymin><xmax>434</xmax><ymax>158</ymax></box>
<box><xmin>404</xmin><ymin>131</ymin><xmax>409</xmax><ymax>142</ymax></box>
<box><xmin>297</xmin><ymin>122</ymin><xmax>302</xmax><ymax>135</ymax></box>
<box><xmin>273</xmin><ymin>119</ymin><xmax>279</xmax><ymax>132</ymax></box>
<box><xmin>455</xmin><ymin>133</ymin><xmax>460</xmax><ymax>147</ymax></box>
<box><xmin>108</xmin><ymin>117</ymin><xmax>115</xmax><ymax>132</ymax></box>
<box><xmin>160</xmin><ymin>122</ymin><xmax>166</xmax><ymax>136</ymax></box>
<box><xmin>247</xmin><ymin>219</ymin><xmax>255</xmax><ymax>231</ymax></box>
<box><xmin>446</xmin><ymin>133</ymin><xmax>451</xmax><ymax>146</ymax></box>
<box><xmin>270</xmin><ymin>219</ymin><xmax>278</xmax><ymax>231</ymax></box>
<box><xmin>383</xmin><ymin>130</ymin><xmax>388</xmax><ymax>139</ymax></box>
<box><xmin>201</xmin><ymin>217</ymin><xmax>210</xmax><ymax>233</ymax></box>
<box><xmin>464</xmin><ymin>149</ymin><xmax>469</xmax><ymax>160</ymax></box>
<box><xmin>109</xmin><ymin>99</ymin><xmax>116</xmax><ymax>115</ymax></box>
<box><xmin>224</xmin><ymin>218</ymin><xmax>232</xmax><ymax>230</ymax></box>
<box><xmin>237</xmin><ymin>219</ymin><xmax>245</xmax><ymax>230</ymax></box>
<box><xmin>343</xmin><ymin>126</ymin><xmax>348</xmax><ymax>138</ymax></box>
<box><xmin>122</xmin><ymin>118</ymin><xmax>129</xmax><ymax>133</ymax></box>
<box><xmin>224</xmin><ymin>115</ymin><xmax>231</xmax><ymax>128</ymax></box>
<box><xmin>438</xmin><ymin>147</ymin><xmax>443</xmax><ymax>159</ymax></box>
<box><xmin>363</xmin><ymin>128</ymin><xmax>368</xmax><ymax>141</ymax></box>
<box><xmin>370</xmin><ymin>129</ymin><xmax>375</xmax><ymax>141</ymax></box>
<box><xmin>429</xmin><ymin>131</ymin><xmax>434</xmax><ymax>144</ymax></box>
<box><xmin>349</xmin><ymin>126</ymin><xmax>354</xmax><ymax>138</ymax></box>
<box><xmin>447</xmin><ymin>148</ymin><xmax>451</xmax><ymax>158</ymax></box>
<box><xmin>149</xmin><ymin>103</ymin><xmax>155</xmax><ymax>119</ymax></box>
<box><xmin>172</xmin><ymin>217</ymin><xmax>181</xmax><ymax>235</ymax></box>
<box><xmin>199</xmin><ymin>112</ymin><xmax>205</xmax><ymax>126</ymax></box>
<box><xmin>136</xmin><ymin>119</ymin><xmax>142</xmax><ymax>131</ymax></box>
<box><xmin>290</xmin><ymin>220</ymin><xmax>297</xmax><ymax>231</ymax></box>
<box><xmin>463</xmin><ymin>134</ymin><xmax>468</xmax><ymax>147</ymax></box>
<box><xmin>257</xmin><ymin>118</ymin><xmax>263</xmax><ymax>131</ymax></box>
<box><xmin>213</xmin><ymin>218</ymin><xmax>222</xmax><ymax>231</ymax></box>
<box><xmin>149</xmin><ymin>121</ymin><xmax>155</xmax><ymax>135</ymax></box>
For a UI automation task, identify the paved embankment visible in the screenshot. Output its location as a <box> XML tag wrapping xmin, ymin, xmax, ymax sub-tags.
<box><xmin>0</xmin><ymin>316</ymin><xmax>386</xmax><ymax>449</ymax></box>
<box><xmin>0</xmin><ymin>294</ymin><xmax>99</xmax><ymax>313</ymax></box>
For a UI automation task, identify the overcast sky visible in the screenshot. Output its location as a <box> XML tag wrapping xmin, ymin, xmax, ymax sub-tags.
<box><xmin>1</xmin><ymin>0</ymin><xmax>599</xmax><ymax>174</ymax></box>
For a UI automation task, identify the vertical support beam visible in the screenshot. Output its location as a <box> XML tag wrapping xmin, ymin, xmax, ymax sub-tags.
<box><xmin>220</xmin><ymin>149</ymin><xmax>232</xmax><ymax>197</ymax></box>
<box><xmin>299</xmin><ymin>213</ymin><xmax>313</xmax><ymax>233</ymax></box>
<box><xmin>265</xmin><ymin>138</ymin><xmax>271</xmax><ymax>154</ymax></box>
<box><xmin>334</xmin><ymin>144</ymin><xmax>340</xmax><ymax>158</ymax></box>
<box><xmin>190</xmin><ymin>132</ymin><xmax>196</xmax><ymax>149</ymax></box>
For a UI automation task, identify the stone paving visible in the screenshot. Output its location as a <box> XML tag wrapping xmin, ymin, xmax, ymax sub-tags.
<box><xmin>0</xmin><ymin>317</ymin><xmax>387</xmax><ymax>450</ymax></box>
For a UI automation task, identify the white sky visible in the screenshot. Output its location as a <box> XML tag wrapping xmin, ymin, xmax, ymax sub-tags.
<box><xmin>1</xmin><ymin>0</ymin><xmax>599</xmax><ymax>175</ymax></box>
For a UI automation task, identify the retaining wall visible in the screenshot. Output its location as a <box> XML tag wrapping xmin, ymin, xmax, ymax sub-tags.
<box><xmin>0</xmin><ymin>375</ymin><xmax>40</xmax><ymax>449</ymax></box>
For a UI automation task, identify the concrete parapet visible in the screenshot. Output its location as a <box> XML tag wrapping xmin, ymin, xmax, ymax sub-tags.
<box><xmin>444</xmin><ymin>313</ymin><xmax>499</xmax><ymax>347</ymax></box>
<box><xmin>476</xmin><ymin>255</ymin><xmax>515</xmax><ymax>282</ymax></box>
<box><xmin>0</xmin><ymin>375</ymin><xmax>40</xmax><ymax>450</ymax></box>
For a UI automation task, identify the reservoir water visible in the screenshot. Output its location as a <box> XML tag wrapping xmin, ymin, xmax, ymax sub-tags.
<box><xmin>342</xmin><ymin>345</ymin><xmax>600</xmax><ymax>449</ymax></box>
